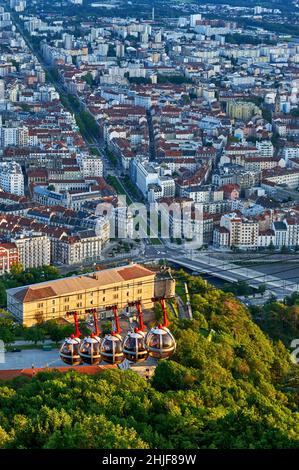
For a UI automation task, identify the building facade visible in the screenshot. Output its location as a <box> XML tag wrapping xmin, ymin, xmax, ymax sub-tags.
<box><xmin>7</xmin><ymin>263</ymin><xmax>161</xmax><ymax>326</ymax></box>
<box><xmin>13</xmin><ymin>234</ymin><xmax>51</xmax><ymax>268</ymax></box>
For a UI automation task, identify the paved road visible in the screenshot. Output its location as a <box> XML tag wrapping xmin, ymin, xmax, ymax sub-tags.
<box><xmin>252</xmin><ymin>263</ymin><xmax>299</xmax><ymax>283</ymax></box>
<box><xmin>167</xmin><ymin>254</ymin><xmax>298</xmax><ymax>298</ymax></box>
<box><xmin>0</xmin><ymin>348</ymin><xmax>159</xmax><ymax>372</ymax></box>
<box><xmin>0</xmin><ymin>348</ymin><xmax>65</xmax><ymax>370</ymax></box>
<box><xmin>137</xmin><ymin>245</ymin><xmax>299</xmax><ymax>299</ymax></box>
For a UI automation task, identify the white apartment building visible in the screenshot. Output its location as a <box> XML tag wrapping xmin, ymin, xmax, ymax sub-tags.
<box><xmin>283</xmin><ymin>144</ymin><xmax>299</xmax><ymax>163</ymax></box>
<box><xmin>13</xmin><ymin>234</ymin><xmax>51</xmax><ymax>268</ymax></box>
<box><xmin>0</xmin><ymin>161</ymin><xmax>24</xmax><ymax>195</ymax></box>
<box><xmin>134</xmin><ymin>93</ymin><xmax>152</xmax><ymax>110</ymax></box>
<box><xmin>257</xmin><ymin>230</ymin><xmax>275</xmax><ymax>248</ymax></box>
<box><xmin>190</xmin><ymin>14</ymin><xmax>202</xmax><ymax>27</ymax></box>
<box><xmin>284</xmin><ymin>218</ymin><xmax>299</xmax><ymax>247</ymax></box>
<box><xmin>134</xmin><ymin>160</ymin><xmax>175</xmax><ymax>200</ymax></box>
<box><xmin>57</xmin><ymin>232</ymin><xmax>103</xmax><ymax>265</ymax></box>
<box><xmin>263</xmin><ymin>169</ymin><xmax>299</xmax><ymax>189</ymax></box>
<box><xmin>152</xmin><ymin>198</ymin><xmax>203</xmax><ymax>245</ymax></box>
<box><xmin>111</xmin><ymin>206</ymin><xmax>134</xmax><ymax>239</ymax></box>
<box><xmin>273</xmin><ymin>221</ymin><xmax>287</xmax><ymax>247</ymax></box>
<box><xmin>94</xmin><ymin>217</ymin><xmax>110</xmax><ymax>246</ymax></box>
<box><xmin>158</xmin><ymin>177</ymin><xmax>175</xmax><ymax>198</ymax></box>
<box><xmin>256</xmin><ymin>140</ymin><xmax>274</xmax><ymax>158</ymax></box>
<box><xmin>213</xmin><ymin>226</ymin><xmax>230</xmax><ymax>248</ymax></box>
<box><xmin>0</xmin><ymin>125</ymin><xmax>28</xmax><ymax>147</ymax></box>
<box><xmin>148</xmin><ymin>184</ymin><xmax>163</xmax><ymax>203</ymax></box>
<box><xmin>0</xmin><ymin>79</ymin><xmax>5</xmax><ymax>101</ymax></box>
<box><xmin>78</xmin><ymin>155</ymin><xmax>104</xmax><ymax>177</ymax></box>
<box><xmin>219</xmin><ymin>212</ymin><xmax>259</xmax><ymax>248</ymax></box>
<box><xmin>244</xmin><ymin>157</ymin><xmax>285</xmax><ymax>172</ymax></box>
<box><xmin>135</xmin><ymin>161</ymin><xmax>158</xmax><ymax>197</ymax></box>
<box><xmin>181</xmin><ymin>186</ymin><xmax>224</xmax><ymax>203</ymax></box>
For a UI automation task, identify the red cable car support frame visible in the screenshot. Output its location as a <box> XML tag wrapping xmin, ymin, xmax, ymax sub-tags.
<box><xmin>66</xmin><ymin>310</ymin><xmax>82</xmax><ymax>338</ymax></box>
<box><xmin>105</xmin><ymin>304</ymin><xmax>122</xmax><ymax>335</ymax></box>
<box><xmin>128</xmin><ymin>300</ymin><xmax>145</xmax><ymax>332</ymax></box>
<box><xmin>152</xmin><ymin>297</ymin><xmax>170</xmax><ymax>328</ymax></box>
<box><xmin>85</xmin><ymin>308</ymin><xmax>100</xmax><ymax>337</ymax></box>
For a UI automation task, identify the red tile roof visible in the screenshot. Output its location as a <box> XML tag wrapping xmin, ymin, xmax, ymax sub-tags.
<box><xmin>0</xmin><ymin>365</ymin><xmax>117</xmax><ymax>381</ymax></box>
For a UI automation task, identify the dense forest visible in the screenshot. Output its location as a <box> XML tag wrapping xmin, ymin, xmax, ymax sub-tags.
<box><xmin>0</xmin><ymin>274</ymin><xmax>299</xmax><ymax>449</ymax></box>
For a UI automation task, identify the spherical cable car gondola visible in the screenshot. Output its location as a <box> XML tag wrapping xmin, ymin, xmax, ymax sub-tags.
<box><xmin>100</xmin><ymin>305</ymin><xmax>124</xmax><ymax>365</ymax></box>
<box><xmin>59</xmin><ymin>311</ymin><xmax>82</xmax><ymax>366</ymax></box>
<box><xmin>79</xmin><ymin>308</ymin><xmax>102</xmax><ymax>365</ymax></box>
<box><xmin>145</xmin><ymin>298</ymin><xmax>176</xmax><ymax>359</ymax></box>
<box><xmin>123</xmin><ymin>301</ymin><xmax>149</xmax><ymax>363</ymax></box>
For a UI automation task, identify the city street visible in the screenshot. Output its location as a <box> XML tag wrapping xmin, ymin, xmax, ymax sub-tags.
<box><xmin>0</xmin><ymin>348</ymin><xmax>65</xmax><ymax>370</ymax></box>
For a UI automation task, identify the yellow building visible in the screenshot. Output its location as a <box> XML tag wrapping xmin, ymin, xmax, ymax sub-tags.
<box><xmin>226</xmin><ymin>100</ymin><xmax>261</xmax><ymax>121</ymax></box>
<box><xmin>7</xmin><ymin>263</ymin><xmax>160</xmax><ymax>327</ymax></box>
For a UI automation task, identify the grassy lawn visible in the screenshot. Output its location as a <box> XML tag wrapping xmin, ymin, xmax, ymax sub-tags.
<box><xmin>107</xmin><ymin>176</ymin><xmax>125</xmax><ymax>193</ymax></box>
<box><xmin>168</xmin><ymin>299</ymin><xmax>179</xmax><ymax>318</ymax></box>
<box><xmin>106</xmin><ymin>176</ymin><xmax>133</xmax><ymax>205</ymax></box>
<box><xmin>106</xmin><ymin>150</ymin><xmax>118</xmax><ymax>166</ymax></box>
<box><xmin>176</xmin><ymin>282</ymin><xmax>186</xmax><ymax>298</ymax></box>
<box><xmin>90</xmin><ymin>147</ymin><xmax>100</xmax><ymax>156</ymax></box>
<box><xmin>150</xmin><ymin>238</ymin><xmax>162</xmax><ymax>245</ymax></box>
<box><xmin>6</xmin><ymin>342</ymin><xmax>58</xmax><ymax>351</ymax></box>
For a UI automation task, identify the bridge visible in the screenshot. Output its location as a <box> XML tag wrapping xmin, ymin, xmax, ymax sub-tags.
<box><xmin>164</xmin><ymin>253</ymin><xmax>298</xmax><ymax>300</ymax></box>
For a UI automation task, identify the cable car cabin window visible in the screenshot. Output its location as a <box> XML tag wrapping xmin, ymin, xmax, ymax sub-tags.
<box><xmin>115</xmin><ymin>341</ymin><xmax>123</xmax><ymax>353</ymax></box>
<box><xmin>163</xmin><ymin>334</ymin><xmax>174</xmax><ymax>348</ymax></box>
<box><xmin>82</xmin><ymin>343</ymin><xmax>90</xmax><ymax>353</ymax></box>
<box><xmin>102</xmin><ymin>340</ymin><xmax>112</xmax><ymax>352</ymax></box>
<box><xmin>148</xmin><ymin>333</ymin><xmax>161</xmax><ymax>349</ymax></box>
<box><xmin>137</xmin><ymin>338</ymin><xmax>144</xmax><ymax>349</ymax></box>
<box><xmin>125</xmin><ymin>337</ymin><xmax>135</xmax><ymax>351</ymax></box>
<box><xmin>61</xmin><ymin>344</ymin><xmax>70</xmax><ymax>354</ymax></box>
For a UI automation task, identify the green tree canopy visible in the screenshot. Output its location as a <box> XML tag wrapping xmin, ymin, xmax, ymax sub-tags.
<box><xmin>0</xmin><ymin>273</ymin><xmax>298</xmax><ymax>449</ymax></box>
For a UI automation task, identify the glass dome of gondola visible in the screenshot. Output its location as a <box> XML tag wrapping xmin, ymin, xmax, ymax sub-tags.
<box><xmin>60</xmin><ymin>336</ymin><xmax>81</xmax><ymax>365</ymax></box>
<box><xmin>123</xmin><ymin>329</ymin><xmax>149</xmax><ymax>363</ymax></box>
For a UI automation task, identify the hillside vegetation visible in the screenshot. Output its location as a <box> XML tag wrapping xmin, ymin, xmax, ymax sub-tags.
<box><xmin>0</xmin><ymin>274</ymin><xmax>298</xmax><ymax>449</ymax></box>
